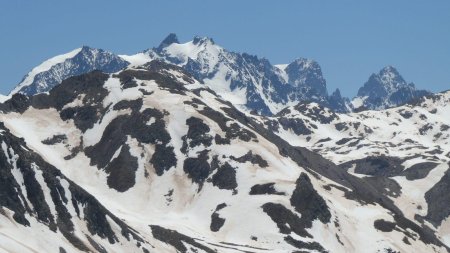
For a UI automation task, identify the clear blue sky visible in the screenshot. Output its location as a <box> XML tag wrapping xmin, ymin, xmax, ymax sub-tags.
<box><xmin>1</xmin><ymin>0</ymin><xmax>449</xmax><ymax>97</ymax></box>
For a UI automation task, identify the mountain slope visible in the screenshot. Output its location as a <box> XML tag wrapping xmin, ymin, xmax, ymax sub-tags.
<box><xmin>257</xmin><ymin>90</ymin><xmax>450</xmax><ymax>247</ymax></box>
<box><xmin>0</xmin><ymin>61</ymin><xmax>448</xmax><ymax>252</ymax></box>
<box><xmin>0</xmin><ymin>122</ymin><xmax>149</xmax><ymax>253</ymax></box>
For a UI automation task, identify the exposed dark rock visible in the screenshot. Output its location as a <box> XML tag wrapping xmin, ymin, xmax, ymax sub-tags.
<box><xmin>363</xmin><ymin>177</ymin><xmax>402</xmax><ymax>198</ymax></box>
<box><xmin>335</xmin><ymin>137</ymin><xmax>354</xmax><ymax>145</ymax></box>
<box><xmin>264</xmin><ymin>119</ymin><xmax>280</xmax><ymax>133</ymax></box>
<box><xmin>158</xmin><ymin>33</ymin><xmax>179</xmax><ymax>49</ymax></box>
<box><xmin>150</xmin><ymin>225</ymin><xmax>215</xmax><ymax>253</ymax></box>
<box><xmin>40</xmin><ymin>70</ymin><xmax>109</xmax><ymax>110</ymax></box>
<box><xmin>60</xmin><ymin>106</ymin><xmax>100</xmax><ymax>132</ymax></box>
<box><xmin>424</xmin><ymin>167</ymin><xmax>450</xmax><ymax>226</ymax></box>
<box><xmin>334</xmin><ymin>122</ymin><xmax>348</xmax><ymax>132</ymax></box>
<box><xmin>28</xmin><ymin>71</ymin><xmax>111</xmax><ymax>132</ymax></box>
<box><xmin>419</xmin><ymin>123</ymin><xmax>433</xmax><ymax>135</ymax></box>
<box><xmin>249</xmin><ymin>183</ymin><xmax>285</xmax><ymax>195</ymax></box>
<box><xmin>401</xmin><ymin>162</ymin><xmax>438</xmax><ymax>180</ymax></box>
<box><xmin>104</xmin><ymin>145</ymin><xmax>138</xmax><ymax>192</ymax></box>
<box><xmin>340</xmin><ymin>156</ymin><xmax>404</xmax><ymax>177</ymax></box>
<box><xmin>210</xmin><ymin>212</ymin><xmax>225</xmax><ymax>232</ymax></box>
<box><xmin>230</xmin><ymin>151</ymin><xmax>268</xmax><ymax>168</ymax></box>
<box><xmin>183</xmin><ymin>150</ymin><xmax>211</xmax><ymax>188</ymax></box>
<box><xmin>150</xmin><ymin>144</ymin><xmax>177</xmax><ymax>176</ymax></box>
<box><xmin>113</xmin><ymin>99</ymin><xmax>143</xmax><ymax>112</ymax></box>
<box><xmin>374</xmin><ymin>219</ymin><xmax>396</xmax><ymax>232</ymax></box>
<box><xmin>278</xmin><ymin>118</ymin><xmax>312</xmax><ymax>135</ymax></box>
<box><xmin>284</xmin><ymin>235</ymin><xmax>327</xmax><ymax>253</ymax></box>
<box><xmin>199</xmin><ymin>106</ymin><xmax>256</xmax><ymax>142</ymax></box>
<box><xmin>215</xmin><ymin>203</ymin><xmax>227</xmax><ymax>211</ymax></box>
<box><xmin>290</xmin><ymin>173</ymin><xmax>331</xmax><ymax>227</ymax></box>
<box><xmin>440</xmin><ymin>124</ymin><xmax>450</xmax><ymax>131</ymax></box>
<box><xmin>211</xmin><ymin>162</ymin><xmax>237</xmax><ymax>191</ymax></box>
<box><xmin>0</xmin><ymin>93</ymin><xmax>30</xmax><ymax>113</ymax></box>
<box><xmin>214</xmin><ymin>134</ymin><xmax>230</xmax><ymax>145</ymax></box>
<box><xmin>315</xmin><ymin>137</ymin><xmax>331</xmax><ymax>144</ymax></box>
<box><xmin>262</xmin><ymin>202</ymin><xmax>312</xmax><ymax>238</ymax></box>
<box><xmin>87</xmin><ymin>236</ymin><xmax>108</xmax><ymax>253</ymax></box>
<box><xmin>42</xmin><ymin>134</ymin><xmax>68</xmax><ymax>145</ymax></box>
<box><xmin>85</xmin><ymin>106</ymin><xmax>175</xmax><ymax>177</ymax></box>
<box><xmin>181</xmin><ymin>117</ymin><xmax>213</xmax><ymax>153</ymax></box>
<box><xmin>227</xmin><ymin>123</ymin><xmax>257</xmax><ymax>142</ymax></box>
<box><xmin>398</xmin><ymin>110</ymin><xmax>413</xmax><ymax>119</ymax></box>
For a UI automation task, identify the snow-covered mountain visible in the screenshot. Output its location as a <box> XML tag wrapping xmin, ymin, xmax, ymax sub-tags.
<box><xmin>0</xmin><ymin>61</ymin><xmax>449</xmax><ymax>252</ymax></box>
<box><xmin>11</xmin><ymin>46</ymin><xmax>129</xmax><ymax>96</ymax></box>
<box><xmin>352</xmin><ymin>66</ymin><xmax>430</xmax><ymax>110</ymax></box>
<box><xmin>11</xmin><ymin>34</ymin><xmax>350</xmax><ymax>115</ymax></box>
<box><xmin>10</xmin><ymin>34</ymin><xmax>433</xmax><ymax>114</ymax></box>
<box><xmin>129</xmin><ymin>34</ymin><xmax>351</xmax><ymax>114</ymax></box>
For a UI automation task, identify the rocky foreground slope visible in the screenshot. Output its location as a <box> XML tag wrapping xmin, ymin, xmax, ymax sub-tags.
<box><xmin>0</xmin><ymin>61</ymin><xmax>449</xmax><ymax>252</ymax></box>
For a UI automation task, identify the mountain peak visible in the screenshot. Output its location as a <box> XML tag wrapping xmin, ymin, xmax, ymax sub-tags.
<box><xmin>331</xmin><ymin>88</ymin><xmax>342</xmax><ymax>99</ymax></box>
<box><xmin>378</xmin><ymin>65</ymin><xmax>404</xmax><ymax>84</ymax></box>
<box><xmin>290</xmin><ymin>57</ymin><xmax>316</xmax><ymax>67</ymax></box>
<box><xmin>284</xmin><ymin>57</ymin><xmax>327</xmax><ymax>97</ymax></box>
<box><xmin>11</xmin><ymin>46</ymin><xmax>128</xmax><ymax>95</ymax></box>
<box><xmin>192</xmin><ymin>35</ymin><xmax>215</xmax><ymax>45</ymax></box>
<box><xmin>80</xmin><ymin>45</ymin><xmax>94</xmax><ymax>51</ymax></box>
<box><xmin>380</xmin><ymin>65</ymin><xmax>398</xmax><ymax>74</ymax></box>
<box><xmin>158</xmin><ymin>33</ymin><xmax>179</xmax><ymax>49</ymax></box>
<box><xmin>354</xmin><ymin>65</ymin><xmax>430</xmax><ymax>110</ymax></box>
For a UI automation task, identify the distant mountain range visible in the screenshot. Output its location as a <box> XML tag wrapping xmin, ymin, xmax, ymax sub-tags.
<box><xmin>9</xmin><ymin>34</ymin><xmax>431</xmax><ymax>114</ymax></box>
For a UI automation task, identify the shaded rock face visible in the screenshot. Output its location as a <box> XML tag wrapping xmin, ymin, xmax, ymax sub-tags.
<box><xmin>210</xmin><ymin>203</ymin><xmax>227</xmax><ymax>232</ymax></box>
<box><xmin>249</xmin><ymin>183</ymin><xmax>285</xmax><ymax>195</ymax></box>
<box><xmin>354</xmin><ymin>66</ymin><xmax>430</xmax><ymax>110</ymax></box>
<box><xmin>13</xmin><ymin>46</ymin><xmax>129</xmax><ymax>96</ymax></box>
<box><xmin>158</xmin><ymin>33</ymin><xmax>180</xmax><ymax>49</ymax></box>
<box><xmin>290</xmin><ymin>173</ymin><xmax>331</xmax><ymax>227</ymax></box>
<box><xmin>150</xmin><ymin>225</ymin><xmax>216</xmax><ymax>253</ymax></box>
<box><xmin>285</xmin><ymin>58</ymin><xmax>328</xmax><ymax>99</ymax></box>
<box><xmin>424</xmin><ymin>166</ymin><xmax>450</xmax><ymax>227</ymax></box>
<box><xmin>328</xmin><ymin>88</ymin><xmax>351</xmax><ymax>113</ymax></box>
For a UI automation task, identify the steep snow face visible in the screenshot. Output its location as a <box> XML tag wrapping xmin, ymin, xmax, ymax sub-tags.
<box><xmin>0</xmin><ymin>94</ymin><xmax>10</xmax><ymax>103</ymax></box>
<box><xmin>11</xmin><ymin>46</ymin><xmax>129</xmax><ymax>96</ymax></box>
<box><xmin>352</xmin><ymin>66</ymin><xmax>430</xmax><ymax>110</ymax></box>
<box><xmin>10</xmin><ymin>48</ymin><xmax>82</xmax><ymax>95</ymax></box>
<box><xmin>0</xmin><ymin>62</ymin><xmax>448</xmax><ymax>252</ymax></box>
